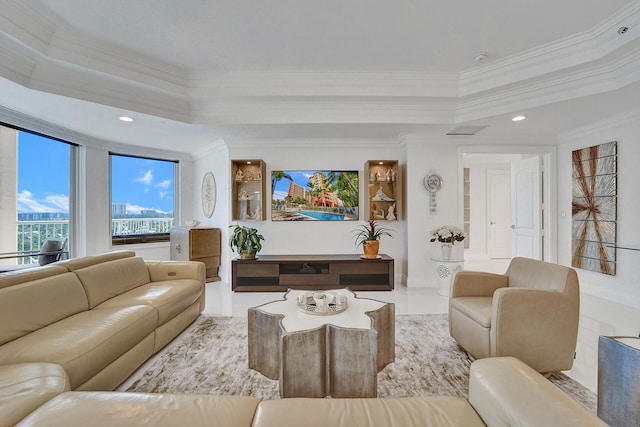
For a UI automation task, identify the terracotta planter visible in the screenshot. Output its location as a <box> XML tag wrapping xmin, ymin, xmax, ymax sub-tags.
<box><xmin>239</xmin><ymin>250</ymin><xmax>257</xmax><ymax>260</ymax></box>
<box><xmin>362</xmin><ymin>240</ymin><xmax>380</xmax><ymax>259</ymax></box>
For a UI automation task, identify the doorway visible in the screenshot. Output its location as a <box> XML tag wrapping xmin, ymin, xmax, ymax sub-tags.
<box><xmin>459</xmin><ymin>149</ymin><xmax>554</xmax><ymax>263</ymax></box>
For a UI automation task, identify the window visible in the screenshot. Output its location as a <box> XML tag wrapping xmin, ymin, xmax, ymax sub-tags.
<box><xmin>110</xmin><ymin>153</ymin><xmax>176</xmax><ymax>245</ymax></box>
<box><xmin>0</xmin><ymin>123</ymin><xmax>73</xmax><ymax>266</ymax></box>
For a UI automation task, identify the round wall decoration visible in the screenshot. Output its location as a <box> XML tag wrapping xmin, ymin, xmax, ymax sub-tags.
<box><xmin>201</xmin><ymin>171</ymin><xmax>216</xmax><ymax>218</ymax></box>
<box><xmin>423</xmin><ymin>172</ymin><xmax>443</xmax><ymax>193</ymax></box>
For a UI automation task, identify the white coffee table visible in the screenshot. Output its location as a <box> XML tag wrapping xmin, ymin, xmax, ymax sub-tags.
<box><xmin>248</xmin><ymin>288</ymin><xmax>395</xmax><ymax>398</ymax></box>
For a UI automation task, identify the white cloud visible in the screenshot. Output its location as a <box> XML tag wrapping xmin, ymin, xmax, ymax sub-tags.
<box><xmin>17</xmin><ymin>190</ymin><xmax>68</xmax><ymax>213</ymax></box>
<box><xmin>135</xmin><ymin>170</ymin><xmax>153</xmax><ymax>185</ymax></box>
<box><xmin>157</xmin><ymin>179</ymin><xmax>171</xmax><ymax>189</ymax></box>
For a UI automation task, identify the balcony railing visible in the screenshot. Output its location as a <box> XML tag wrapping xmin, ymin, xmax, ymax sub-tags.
<box><xmin>8</xmin><ymin>217</ymin><xmax>174</xmax><ymax>265</ymax></box>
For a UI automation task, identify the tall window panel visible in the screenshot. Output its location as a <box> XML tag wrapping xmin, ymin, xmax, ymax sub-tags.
<box><xmin>110</xmin><ymin>153</ymin><xmax>176</xmax><ymax>245</ymax></box>
<box><xmin>0</xmin><ymin>124</ymin><xmax>73</xmax><ymax>266</ymax></box>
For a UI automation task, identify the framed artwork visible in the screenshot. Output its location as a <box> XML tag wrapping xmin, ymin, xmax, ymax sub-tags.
<box><xmin>571</xmin><ymin>141</ymin><xmax>617</xmax><ymax>275</ymax></box>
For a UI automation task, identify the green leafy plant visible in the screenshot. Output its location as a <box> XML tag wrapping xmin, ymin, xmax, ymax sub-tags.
<box><xmin>352</xmin><ymin>220</ymin><xmax>394</xmax><ymax>247</ymax></box>
<box><xmin>229</xmin><ymin>225</ymin><xmax>264</xmax><ymax>256</ymax></box>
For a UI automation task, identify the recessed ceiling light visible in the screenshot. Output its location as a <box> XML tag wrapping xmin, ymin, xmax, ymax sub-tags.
<box><xmin>119</xmin><ymin>116</ymin><xmax>134</xmax><ymax>122</ymax></box>
<box><xmin>512</xmin><ymin>115</ymin><xmax>526</xmax><ymax>122</ymax></box>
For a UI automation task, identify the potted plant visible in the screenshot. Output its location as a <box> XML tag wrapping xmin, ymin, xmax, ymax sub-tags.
<box><xmin>430</xmin><ymin>225</ymin><xmax>465</xmax><ymax>260</ymax></box>
<box><xmin>353</xmin><ymin>220</ymin><xmax>394</xmax><ymax>259</ymax></box>
<box><xmin>229</xmin><ymin>225</ymin><xmax>264</xmax><ymax>259</ymax></box>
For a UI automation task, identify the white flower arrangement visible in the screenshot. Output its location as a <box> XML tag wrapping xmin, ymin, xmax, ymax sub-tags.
<box><xmin>430</xmin><ymin>225</ymin><xmax>466</xmax><ymax>244</ymax></box>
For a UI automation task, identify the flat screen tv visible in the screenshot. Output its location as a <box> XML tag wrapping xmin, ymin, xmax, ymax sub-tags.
<box><xmin>271</xmin><ymin>170</ymin><xmax>359</xmax><ymax>221</ymax></box>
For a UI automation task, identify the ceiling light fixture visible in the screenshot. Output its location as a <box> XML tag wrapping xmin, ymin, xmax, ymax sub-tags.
<box><xmin>119</xmin><ymin>116</ymin><xmax>134</xmax><ymax>122</ymax></box>
<box><xmin>474</xmin><ymin>52</ymin><xmax>489</xmax><ymax>62</ymax></box>
<box><xmin>512</xmin><ymin>115</ymin><xmax>526</xmax><ymax>122</ymax></box>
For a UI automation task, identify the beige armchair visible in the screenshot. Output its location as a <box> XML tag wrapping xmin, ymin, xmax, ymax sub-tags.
<box><xmin>448</xmin><ymin>257</ymin><xmax>580</xmax><ymax>373</ymax></box>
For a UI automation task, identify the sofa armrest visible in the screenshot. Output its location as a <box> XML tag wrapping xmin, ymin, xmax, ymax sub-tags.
<box><xmin>145</xmin><ymin>261</ymin><xmax>206</xmax><ymax>283</ymax></box>
<box><xmin>491</xmin><ymin>287</ymin><xmax>579</xmax><ymax>372</ymax></box>
<box><xmin>0</xmin><ymin>363</ymin><xmax>70</xmax><ymax>427</ymax></box>
<box><xmin>469</xmin><ymin>357</ymin><xmax>606</xmax><ymax>427</ymax></box>
<box><xmin>451</xmin><ymin>271</ymin><xmax>508</xmax><ymax>298</ymax></box>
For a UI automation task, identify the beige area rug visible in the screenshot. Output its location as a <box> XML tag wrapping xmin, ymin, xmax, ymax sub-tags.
<box><xmin>126</xmin><ymin>314</ymin><xmax>596</xmax><ymax>413</ymax></box>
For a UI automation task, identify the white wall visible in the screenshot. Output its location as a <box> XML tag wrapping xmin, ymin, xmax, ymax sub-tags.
<box><xmin>558</xmin><ymin>110</ymin><xmax>640</xmax><ymax>392</ymax></box>
<box><xmin>190</xmin><ymin>141</ymin><xmax>230</xmax><ymax>280</ymax></box>
<box><xmin>405</xmin><ymin>139</ymin><xmax>462</xmax><ymax>288</ymax></box>
<box><xmin>196</xmin><ymin>139</ymin><xmax>408</xmax><ymax>284</ymax></box>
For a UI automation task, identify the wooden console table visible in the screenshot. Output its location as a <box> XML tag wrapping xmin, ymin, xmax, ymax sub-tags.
<box><xmin>232</xmin><ymin>254</ymin><xmax>394</xmax><ymax>292</ymax></box>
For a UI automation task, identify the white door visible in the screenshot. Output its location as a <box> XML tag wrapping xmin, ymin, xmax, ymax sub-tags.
<box><xmin>487</xmin><ymin>170</ymin><xmax>511</xmax><ymax>258</ymax></box>
<box><xmin>511</xmin><ymin>156</ymin><xmax>542</xmax><ymax>259</ymax></box>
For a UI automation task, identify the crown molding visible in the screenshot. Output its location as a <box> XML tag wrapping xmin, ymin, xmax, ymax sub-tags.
<box><xmin>190</xmin><ymin>98</ymin><xmax>457</xmax><ymax>124</ymax></box>
<box><xmin>459</xmin><ymin>1</ymin><xmax>640</xmax><ymax>96</ymax></box>
<box><xmin>456</xmin><ymin>47</ymin><xmax>640</xmax><ymax>122</ymax></box>
<box><xmin>189</xmin><ymin>70</ymin><xmax>459</xmax><ymax>97</ymax></box>
<box><xmin>558</xmin><ymin>108</ymin><xmax>640</xmax><ymax>141</ymax></box>
<box><xmin>227</xmin><ymin>137</ymin><xmax>398</xmax><ymax>150</ymax></box>
<box><xmin>191</xmin><ymin>139</ymin><xmax>229</xmax><ymax>161</ymax></box>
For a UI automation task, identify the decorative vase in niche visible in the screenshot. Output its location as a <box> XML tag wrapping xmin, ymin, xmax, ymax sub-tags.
<box><xmin>441</xmin><ymin>243</ymin><xmax>452</xmax><ymax>260</ymax></box>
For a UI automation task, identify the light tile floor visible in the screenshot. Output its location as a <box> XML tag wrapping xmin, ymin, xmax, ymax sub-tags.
<box><xmin>201</xmin><ymin>258</ymin><xmax>640</xmax><ymax>393</ymax></box>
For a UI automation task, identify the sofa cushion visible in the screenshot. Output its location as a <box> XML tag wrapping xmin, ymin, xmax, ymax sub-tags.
<box><xmin>0</xmin><ymin>305</ymin><xmax>157</xmax><ymax>389</ymax></box>
<box><xmin>74</xmin><ymin>257</ymin><xmax>151</xmax><ymax>308</ymax></box>
<box><xmin>96</xmin><ymin>279</ymin><xmax>203</xmax><ymax>325</ymax></box>
<box><xmin>449</xmin><ymin>297</ymin><xmax>492</xmax><ymax>328</ymax></box>
<box><xmin>0</xmin><ymin>265</ymin><xmax>68</xmax><ymax>290</ymax></box>
<box><xmin>0</xmin><ymin>363</ymin><xmax>70</xmax><ymax>427</ymax></box>
<box><xmin>56</xmin><ymin>250</ymin><xmax>136</xmax><ymax>272</ymax></box>
<box><xmin>0</xmin><ymin>272</ymin><xmax>89</xmax><ymax>345</ymax></box>
<box><xmin>254</xmin><ymin>396</ymin><xmax>486</xmax><ymax>427</ymax></box>
<box><xmin>17</xmin><ymin>392</ymin><xmax>261</xmax><ymax>427</ymax></box>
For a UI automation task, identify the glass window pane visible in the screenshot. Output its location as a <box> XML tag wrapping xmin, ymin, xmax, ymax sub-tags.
<box><xmin>0</xmin><ymin>128</ymin><xmax>72</xmax><ymax>267</ymax></box>
<box><xmin>110</xmin><ymin>154</ymin><xmax>175</xmax><ymax>244</ymax></box>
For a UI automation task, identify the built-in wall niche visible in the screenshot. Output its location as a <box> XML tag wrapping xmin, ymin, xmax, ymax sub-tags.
<box><xmin>365</xmin><ymin>160</ymin><xmax>399</xmax><ymax>221</ymax></box>
<box><xmin>231</xmin><ymin>160</ymin><xmax>265</xmax><ymax>221</ymax></box>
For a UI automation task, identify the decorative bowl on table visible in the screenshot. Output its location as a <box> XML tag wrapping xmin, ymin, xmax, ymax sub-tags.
<box><xmin>297</xmin><ymin>292</ymin><xmax>348</xmax><ymax>315</ymax></box>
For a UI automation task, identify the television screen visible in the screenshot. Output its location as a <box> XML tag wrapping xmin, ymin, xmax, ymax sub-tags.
<box><xmin>271</xmin><ymin>170</ymin><xmax>359</xmax><ymax>221</ymax></box>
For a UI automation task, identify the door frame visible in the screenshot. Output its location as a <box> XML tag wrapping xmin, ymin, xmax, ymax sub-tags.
<box><xmin>458</xmin><ymin>145</ymin><xmax>556</xmax><ymax>263</ymax></box>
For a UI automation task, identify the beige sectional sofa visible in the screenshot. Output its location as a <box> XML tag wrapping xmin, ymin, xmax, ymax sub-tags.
<box><xmin>0</xmin><ymin>250</ymin><xmax>205</xmax><ymax>393</ymax></box>
<box><xmin>4</xmin><ymin>357</ymin><xmax>605</xmax><ymax>426</ymax></box>
<box><xmin>1</xmin><ymin>252</ymin><xmax>606</xmax><ymax>426</ymax></box>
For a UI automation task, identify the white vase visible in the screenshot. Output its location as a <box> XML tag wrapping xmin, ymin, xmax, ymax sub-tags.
<box><xmin>441</xmin><ymin>243</ymin><xmax>452</xmax><ymax>260</ymax></box>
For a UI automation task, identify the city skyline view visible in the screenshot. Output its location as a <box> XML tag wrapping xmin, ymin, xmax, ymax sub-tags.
<box><xmin>17</xmin><ymin>131</ymin><xmax>175</xmax><ymax>215</ymax></box>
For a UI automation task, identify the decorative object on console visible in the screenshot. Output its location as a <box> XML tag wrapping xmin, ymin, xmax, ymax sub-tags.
<box><xmin>430</xmin><ymin>225</ymin><xmax>465</xmax><ymax>261</ymax></box>
<box><xmin>229</xmin><ymin>225</ymin><xmax>264</xmax><ymax>259</ymax></box>
<box><xmin>571</xmin><ymin>141</ymin><xmax>617</xmax><ymax>275</ymax></box>
<box><xmin>201</xmin><ymin>171</ymin><xmax>216</xmax><ymax>218</ymax></box>
<box><xmin>353</xmin><ymin>220</ymin><xmax>394</xmax><ymax>259</ymax></box>
<box><xmin>423</xmin><ymin>170</ymin><xmax>443</xmax><ymax>215</ymax></box>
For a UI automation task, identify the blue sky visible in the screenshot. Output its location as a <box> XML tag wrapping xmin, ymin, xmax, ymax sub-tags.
<box><xmin>272</xmin><ymin>170</ymin><xmax>320</xmax><ymax>201</ymax></box>
<box><xmin>18</xmin><ymin>131</ymin><xmax>174</xmax><ymax>214</ymax></box>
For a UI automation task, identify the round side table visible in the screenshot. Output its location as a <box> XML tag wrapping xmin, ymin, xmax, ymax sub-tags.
<box><xmin>431</xmin><ymin>258</ymin><xmax>464</xmax><ymax>296</ymax></box>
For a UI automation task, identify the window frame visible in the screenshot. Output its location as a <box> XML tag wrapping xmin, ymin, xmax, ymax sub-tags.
<box><xmin>109</xmin><ymin>152</ymin><xmax>178</xmax><ymax>246</ymax></box>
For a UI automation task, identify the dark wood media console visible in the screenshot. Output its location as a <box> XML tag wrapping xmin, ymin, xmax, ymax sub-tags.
<box><xmin>232</xmin><ymin>254</ymin><xmax>394</xmax><ymax>292</ymax></box>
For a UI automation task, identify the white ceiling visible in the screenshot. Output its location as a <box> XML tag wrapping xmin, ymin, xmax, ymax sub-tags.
<box><xmin>1</xmin><ymin>0</ymin><xmax>639</xmax><ymax>152</ymax></box>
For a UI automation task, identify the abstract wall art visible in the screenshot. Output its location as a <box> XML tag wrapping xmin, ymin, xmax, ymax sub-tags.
<box><xmin>571</xmin><ymin>141</ymin><xmax>617</xmax><ymax>275</ymax></box>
